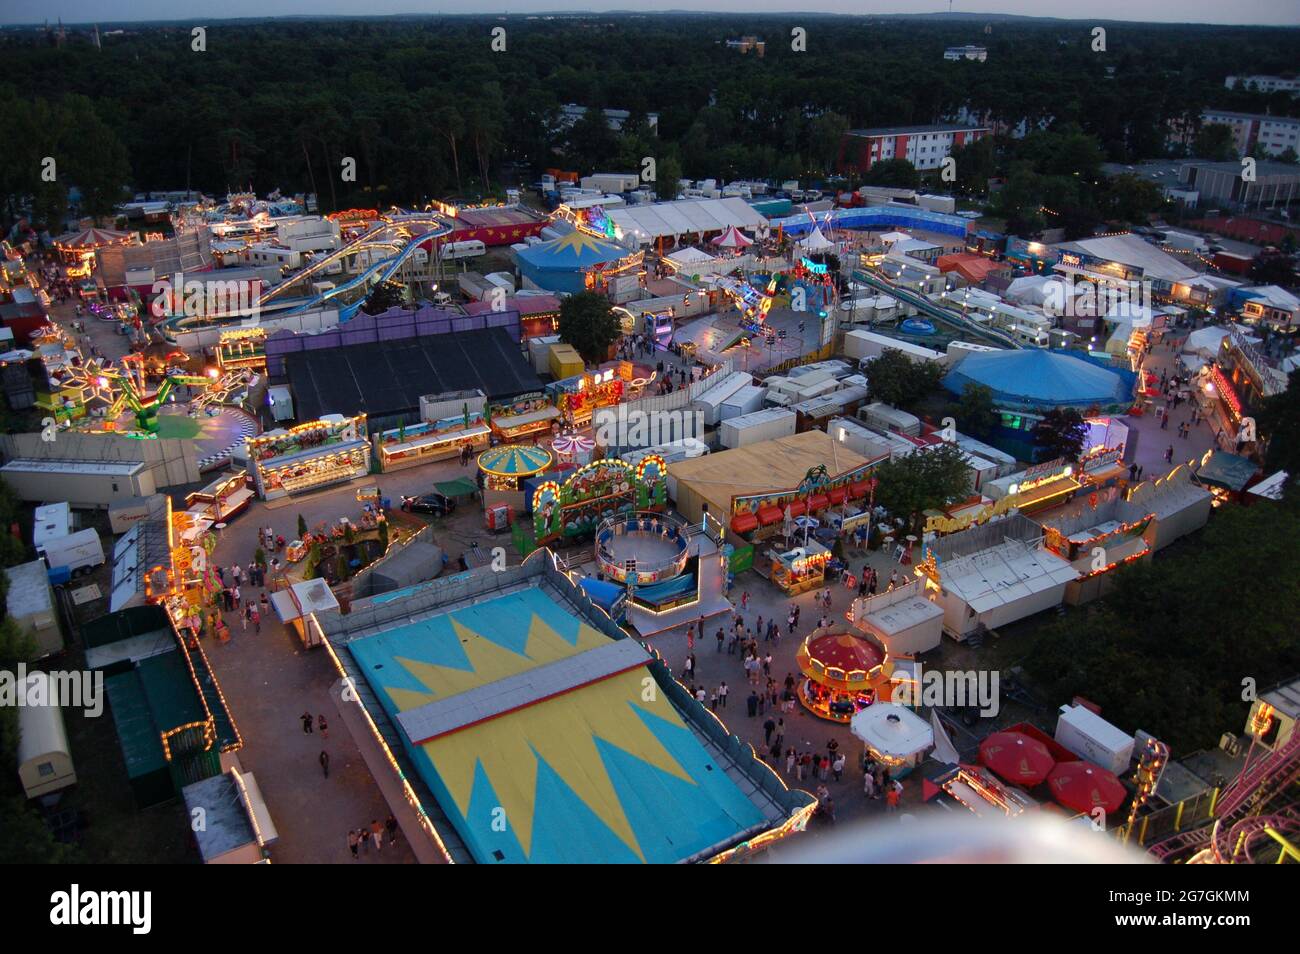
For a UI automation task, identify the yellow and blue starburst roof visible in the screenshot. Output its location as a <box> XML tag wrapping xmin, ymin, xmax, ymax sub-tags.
<box><xmin>516</xmin><ymin>230</ymin><xmax>628</xmax><ymax>269</ymax></box>
<box><xmin>349</xmin><ymin>588</ymin><xmax>764</xmax><ymax>863</ymax></box>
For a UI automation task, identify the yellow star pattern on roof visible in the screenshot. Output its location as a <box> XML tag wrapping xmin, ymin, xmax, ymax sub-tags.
<box><xmin>386</xmin><ymin>609</ymin><xmax>695</xmax><ymax>861</ymax></box>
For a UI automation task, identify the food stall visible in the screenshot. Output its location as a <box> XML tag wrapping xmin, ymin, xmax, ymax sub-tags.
<box><xmin>247</xmin><ymin>414</ymin><xmax>370</xmax><ymax>500</ymax></box>
<box><xmin>767</xmin><ymin>539</ymin><xmax>832</xmax><ymax>596</ymax></box>
<box><xmin>489</xmin><ymin>405</ymin><xmax>562</xmax><ymax>443</ymax></box>
<box><xmin>182</xmin><ymin>470</ymin><xmax>254</xmax><ymax>541</ymax></box>
<box><xmin>374</xmin><ymin>416</ymin><xmax>491</xmax><ymax>472</ymax></box>
<box><xmin>795</xmin><ymin>630</ymin><xmax>893</xmax><ymax>723</ymax></box>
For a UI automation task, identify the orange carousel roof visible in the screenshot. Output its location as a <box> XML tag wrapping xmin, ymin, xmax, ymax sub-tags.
<box><xmin>796</xmin><ymin>631</ymin><xmax>889</xmax><ymax>691</ymax></box>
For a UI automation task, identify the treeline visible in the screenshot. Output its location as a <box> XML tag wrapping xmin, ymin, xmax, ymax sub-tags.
<box><xmin>1</xmin><ymin>15</ymin><xmax>1298</xmax><ymax>222</ymax></box>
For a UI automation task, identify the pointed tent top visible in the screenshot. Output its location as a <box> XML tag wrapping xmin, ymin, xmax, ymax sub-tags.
<box><xmin>711</xmin><ymin>225</ymin><xmax>754</xmax><ymax>248</ymax></box>
<box><xmin>798</xmin><ymin>225</ymin><xmax>834</xmax><ymax>252</ymax></box>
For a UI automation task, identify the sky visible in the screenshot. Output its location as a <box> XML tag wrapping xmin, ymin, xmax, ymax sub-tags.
<box><xmin>3</xmin><ymin>1</ymin><xmax>1298</xmax><ymax>27</ymax></box>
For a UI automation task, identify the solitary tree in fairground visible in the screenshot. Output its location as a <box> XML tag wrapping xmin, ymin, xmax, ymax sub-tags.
<box><xmin>872</xmin><ymin>443</ymin><xmax>972</xmax><ymax>535</ymax></box>
<box><xmin>558</xmin><ymin>291</ymin><xmax>622</xmax><ymax>365</ymax></box>
<box><xmin>1032</xmin><ymin>408</ymin><xmax>1089</xmax><ymax>463</ymax></box>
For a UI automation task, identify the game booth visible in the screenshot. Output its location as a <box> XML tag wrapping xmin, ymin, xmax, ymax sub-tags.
<box><xmin>489</xmin><ymin>405</ymin><xmax>563</xmax><ymax>443</ymax></box>
<box><xmin>214</xmin><ymin>327</ymin><xmax>268</xmax><ymax>374</ymax></box>
<box><xmin>374</xmin><ymin>414</ymin><xmax>491</xmax><ymax>472</ymax></box>
<box><xmin>795</xmin><ymin>630</ymin><xmax>894</xmax><ymax>723</ymax></box>
<box><xmin>548</xmin><ymin>369</ymin><xmax>625</xmax><ymax>428</ymax></box>
<box><xmin>247</xmin><ymin>414</ymin><xmax>370</xmax><ymax>500</ymax></box>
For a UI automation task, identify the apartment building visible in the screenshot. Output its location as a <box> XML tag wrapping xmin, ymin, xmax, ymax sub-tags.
<box><xmin>837</xmin><ymin>124</ymin><xmax>989</xmax><ymax>173</ymax></box>
<box><xmin>1200</xmin><ymin>109</ymin><xmax>1300</xmax><ymax>157</ymax></box>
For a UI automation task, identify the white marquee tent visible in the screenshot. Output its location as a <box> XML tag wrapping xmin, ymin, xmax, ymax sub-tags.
<box><xmin>608</xmin><ymin>197</ymin><xmax>767</xmax><ymax>245</ymax></box>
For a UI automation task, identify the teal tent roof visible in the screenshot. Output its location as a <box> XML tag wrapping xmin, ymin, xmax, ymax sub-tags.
<box><xmin>943</xmin><ymin>349</ymin><xmax>1134</xmax><ymax>409</ymax></box>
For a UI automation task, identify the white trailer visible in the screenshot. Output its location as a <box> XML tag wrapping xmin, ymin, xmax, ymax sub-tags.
<box><xmin>438</xmin><ymin>240</ymin><xmax>486</xmax><ymax>260</ymax></box>
<box><xmin>1055</xmin><ymin>703</ymin><xmax>1135</xmax><ymax>775</ymax></box>
<box><xmin>719</xmin><ymin>408</ymin><xmax>797</xmax><ymax>449</ymax></box>
<box><xmin>40</xmin><ymin>528</ymin><xmax>105</xmax><ymax>578</ymax></box>
<box><xmin>718</xmin><ymin>384</ymin><xmax>766</xmax><ymax>421</ymax></box>
<box><xmin>691</xmin><ymin>371</ymin><xmax>752</xmax><ymax>426</ymax></box>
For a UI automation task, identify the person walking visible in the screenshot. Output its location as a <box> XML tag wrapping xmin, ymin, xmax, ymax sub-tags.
<box><xmin>716</xmin><ymin>627</ymin><xmax>725</xmax><ymax>652</ymax></box>
<box><xmin>747</xmin><ymin>691</ymin><xmax>759</xmax><ymax>717</ymax></box>
<box><xmin>233</xmin><ymin>585</ymin><xmax>242</xmax><ymax>609</ymax></box>
<box><xmin>358</xmin><ymin>826</ymin><xmax>371</xmax><ymax>854</ymax></box>
<box><xmin>833</xmin><ymin>753</ymin><xmax>846</xmax><ymax>782</ymax></box>
<box><xmin>718</xmin><ymin>681</ymin><xmax>728</xmax><ymax>708</ymax></box>
<box><xmin>863</xmin><ymin>770</ymin><xmax>876</xmax><ymax>800</ymax></box>
<box><xmin>371</xmin><ymin>819</ymin><xmax>384</xmax><ymax>852</ymax></box>
<box><xmin>241</xmin><ymin>605</ymin><xmax>251</xmax><ymax>633</ymax></box>
<box><xmin>318</xmin><ymin>715</ymin><xmax>329</xmax><ymax>740</ymax></box>
<box><xmin>301</xmin><ymin>712</ymin><xmax>314</xmax><ymax>734</ymax></box>
<box><xmin>319</xmin><ymin>750</ymin><xmax>330</xmax><ymax>778</ymax></box>
<box><xmin>785</xmin><ymin>747</ymin><xmax>797</xmax><ymax>776</ymax></box>
<box><xmin>683</xmin><ymin>654</ymin><xmax>694</xmax><ymax>682</ymax></box>
<box><xmin>885</xmin><ymin>783</ymin><xmax>901</xmax><ymax>813</ymax></box>
<box><xmin>385</xmin><ymin>815</ymin><xmax>399</xmax><ymax>847</ymax></box>
<box><xmin>348</xmin><ymin>829</ymin><xmax>360</xmax><ymax>860</ymax></box>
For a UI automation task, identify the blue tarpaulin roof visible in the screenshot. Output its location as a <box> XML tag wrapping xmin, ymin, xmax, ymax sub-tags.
<box><xmin>943</xmin><ymin>349</ymin><xmax>1135</xmax><ymax>409</ymax></box>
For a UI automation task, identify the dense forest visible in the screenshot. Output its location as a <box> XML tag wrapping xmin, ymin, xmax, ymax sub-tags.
<box><xmin>2</xmin><ymin>14</ymin><xmax>1299</xmax><ymax>224</ymax></box>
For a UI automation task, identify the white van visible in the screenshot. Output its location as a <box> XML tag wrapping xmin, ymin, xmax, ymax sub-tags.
<box><xmin>438</xmin><ymin>240</ymin><xmax>486</xmax><ymax>261</ymax></box>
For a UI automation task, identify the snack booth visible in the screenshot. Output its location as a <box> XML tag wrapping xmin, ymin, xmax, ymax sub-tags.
<box><xmin>247</xmin><ymin>414</ymin><xmax>370</xmax><ymax>500</ymax></box>
<box><xmin>765</xmin><ymin>539</ymin><xmax>832</xmax><ymax>596</ymax></box>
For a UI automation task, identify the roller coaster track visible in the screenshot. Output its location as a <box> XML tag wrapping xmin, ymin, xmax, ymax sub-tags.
<box><xmin>1148</xmin><ymin>727</ymin><xmax>1300</xmax><ymax>863</ymax></box>
<box><xmin>852</xmin><ymin>270</ymin><xmax>1023</xmax><ymax>350</ymax></box>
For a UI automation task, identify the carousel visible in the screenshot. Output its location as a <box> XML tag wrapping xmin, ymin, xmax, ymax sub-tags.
<box><xmin>476</xmin><ymin>444</ymin><xmax>554</xmax><ymax>492</ymax></box>
<box><xmin>52</xmin><ymin>227</ymin><xmax>132</xmax><ymax>264</ymax></box>
<box><xmin>795</xmin><ymin>630</ymin><xmax>893</xmax><ymax>723</ymax></box>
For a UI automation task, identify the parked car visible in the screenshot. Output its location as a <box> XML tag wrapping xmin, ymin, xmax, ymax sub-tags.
<box><xmin>400</xmin><ymin>492</ymin><xmax>455</xmax><ymax>516</ymax></box>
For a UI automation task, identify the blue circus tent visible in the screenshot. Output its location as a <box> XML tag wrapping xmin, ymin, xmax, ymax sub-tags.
<box><xmin>942</xmin><ymin>349</ymin><xmax>1136</xmax><ymax>411</ymax></box>
<box><xmin>515</xmin><ymin>230</ymin><xmax>633</xmax><ymax>294</ymax></box>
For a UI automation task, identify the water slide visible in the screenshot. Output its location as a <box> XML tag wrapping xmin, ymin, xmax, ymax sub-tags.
<box><xmin>159</xmin><ymin>215</ymin><xmax>456</xmax><ymax>338</ymax></box>
<box><xmin>852</xmin><ymin>269</ymin><xmax>1023</xmax><ymax>349</ymax></box>
<box><xmin>259</xmin><ymin>214</ymin><xmax>455</xmax><ymax>316</ymax></box>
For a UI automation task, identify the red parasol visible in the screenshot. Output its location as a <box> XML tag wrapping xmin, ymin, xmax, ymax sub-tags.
<box><xmin>979</xmin><ymin>731</ymin><xmax>1056</xmax><ymax>786</ymax></box>
<box><xmin>1047</xmin><ymin>761</ymin><xmax>1127</xmax><ymax>815</ymax></box>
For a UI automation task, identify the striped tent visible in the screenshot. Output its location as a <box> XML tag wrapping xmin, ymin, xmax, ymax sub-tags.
<box><xmin>53</xmin><ymin>227</ymin><xmax>132</xmax><ymax>251</ymax></box>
